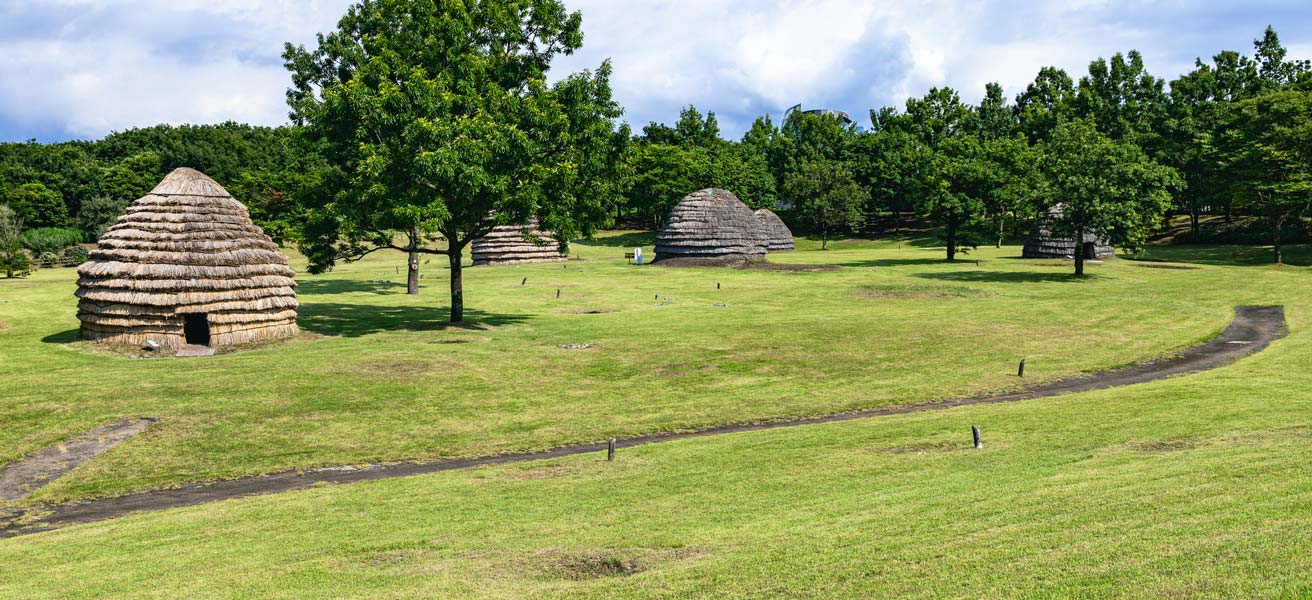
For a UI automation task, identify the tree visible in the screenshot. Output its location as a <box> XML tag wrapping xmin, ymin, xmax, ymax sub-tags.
<box><xmin>1040</xmin><ymin>119</ymin><xmax>1179</xmax><ymax>275</ymax></box>
<box><xmin>1213</xmin><ymin>91</ymin><xmax>1312</xmax><ymax>264</ymax></box>
<box><xmin>1253</xmin><ymin>26</ymin><xmax>1311</xmax><ymax>92</ymax></box>
<box><xmin>971</xmin><ymin>82</ymin><xmax>1017</xmax><ymax>141</ymax></box>
<box><xmin>914</xmin><ymin>136</ymin><xmax>989</xmax><ymax>260</ymax></box>
<box><xmin>1015</xmin><ymin>67</ymin><xmax>1075</xmax><ymax>144</ymax></box>
<box><xmin>1074</xmin><ymin>50</ymin><xmax>1169</xmax><ymax>154</ymax></box>
<box><xmin>783</xmin><ymin>159</ymin><xmax>865</xmax><ymax>250</ymax></box>
<box><xmin>851</xmin><ymin>127</ymin><xmax>927</xmax><ymax>235</ymax></box>
<box><xmin>0</xmin><ymin>205</ymin><xmax>31</xmax><ymax>278</ymax></box>
<box><xmin>285</xmin><ymin>0</ymin><xmax>628</xmax><ymax>321</ymax></box>
<box><xmin>3</xmin><ymin>182</ymin><xmax>68</xmax><ymax>228</ymax></box>
<box><xmin>76</xmin><ymin>196</ymin><xmax>130</xmax><ymax>240</ymax></box>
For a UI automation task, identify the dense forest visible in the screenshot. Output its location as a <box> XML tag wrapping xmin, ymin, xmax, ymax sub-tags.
<box><xmin>1</xmin><ymin>26</ymin><xmax>1309</xmax><ymax>278</ymax></box>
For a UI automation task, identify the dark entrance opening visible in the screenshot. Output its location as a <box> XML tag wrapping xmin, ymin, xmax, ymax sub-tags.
<box><xmin>1082</xmin><ymin>241</ymin><xmax>1097</xmax><ymax>260</ymax></box>
<box><xmin>183</xmin><ymin>314</ymin><xmax>210</xmax><ymax>346</ymax></box>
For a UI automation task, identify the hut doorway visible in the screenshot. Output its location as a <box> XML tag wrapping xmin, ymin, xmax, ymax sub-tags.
<box><xmin>1082</xmin><ymin>241</ymin><xmax>1097</xmax><ymax>260</ymax></box>
<box><xmin>184</xmin><ymin>314</ymin><xmax>211</xmax><ymax>346</ymax></box>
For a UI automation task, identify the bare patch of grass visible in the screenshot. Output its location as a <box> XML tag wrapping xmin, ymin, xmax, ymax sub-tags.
<box><xmin>854</xmin><ymin>284</ymin><xmax>989</xmax><ymax>300</ymax></box>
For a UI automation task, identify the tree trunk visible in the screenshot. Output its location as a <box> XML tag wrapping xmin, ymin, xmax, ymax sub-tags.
<box><xmin>821</xmin><ymin>228</ymin><xmax>828</xmax><ymax>251</ymax></box>
<box><xmin>1074</xmin><ymin>227</ymin><xmax>1085</xmax><ymax>276</ymax></box>
<box><xmin>1190</xmin><ymin>208</ymin><xmax>1200</xmax><ymax>235</ymax></box>
<box><xmin>893</xmin><ymin>208</ymin><xmax>901</xmax><ymax>236</ymax></box>
<box><xmin>449</xmin><ymin>249</ymin><xmax>464</xmax><ymax>323</ymax></box>
<box><xmin>1273</xmin><ymin>215</ymin><xmax>1284</xmax><ymax>265</ymax></box>
<box><xmin>945</xmin><ymin>218</ymin><xmax>957</xmax><ymax>261</ymax></box>
<box><xmin>406</xmin><ymin>228</ymin><xmax>420</xmax><ymax>295</ymax></box>
<box><xmin>996</xmin><ymin>216</ymin><xmax>1004</xmax><ymax>248</ymax></box>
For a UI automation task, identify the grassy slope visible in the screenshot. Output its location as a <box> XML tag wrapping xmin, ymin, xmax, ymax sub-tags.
<box><xmin>0</xmin><ymin>297</ymin><xmax>1309</xmax><ymax>598</ymax></box>
<box><xmin>0</xmin><ymin>234</ymin><xmax>1306</xmax><ymax>508</ymax></box>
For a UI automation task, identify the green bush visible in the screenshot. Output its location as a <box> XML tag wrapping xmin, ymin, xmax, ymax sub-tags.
<box><xmin>21</xmin><ymin>227</ymin><xmax>84</xmax><ymax>255</ymax></box>
<box><xmin>0</xmin><ymin>204</ymin><xmax>31</xmax><ymax>278</ymax></box>
<box><xmin>76</xmin><ymin>196</ymin><xmax>130</xmax><ymax>240</ymax></box>
<box><xmin>63</xmin><ymin>245</ymin><xmax>90</xmax><ymax>264</ymax></box>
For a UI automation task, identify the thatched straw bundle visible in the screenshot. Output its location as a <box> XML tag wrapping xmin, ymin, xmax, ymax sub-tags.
<box><xmin>1021</xmin><ymin>204</ymin><xmax>1114</xmax><ymax>260</ymax></box>
<box><xmin>76</xmin><ymin>168</ymin><xmax>298</xmax><ymax>349</ymax></box>
<box><xmin>654</xmin><ymin>189</ymin><xmax>767</xmax><ymax>265</ymax></box>
<box><xmin>471</xmin><ymin>218</ymin><xmax>567</xmax><ymax>266</ymax></box>
<box><xmin>754</xmin><ymin>208</ymin><xmax>795</xmax><ymax>252</ymax></box>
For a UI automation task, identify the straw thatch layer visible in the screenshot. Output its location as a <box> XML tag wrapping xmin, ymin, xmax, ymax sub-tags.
<box><xmin>76</xmin><ymin>168</ymin><xmax>298</xmax><ymax>349</ymax></box>
<box><xmin>654</xmin><ymin>189</ymin><xmax>768</xmax><ymax>264</ymax></box>
<box><xmin>754</xmin><ymin>209</ymin><xmax>795</xmax><ymax>252</ymax></box>
<box><xmin>471</xmin><ymin>218</ymin><xmax>567</xmax><ymax>266</ymax></box>
<box><xmin>1021</xmin><ymin>205</ymin><xmax>1115</xmax><ymax>259</ymax></box>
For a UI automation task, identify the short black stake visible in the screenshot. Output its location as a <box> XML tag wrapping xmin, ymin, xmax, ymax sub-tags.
<box><xmin>522</xmin><ymin>277</ymin><xmax>527</xmax><ymax>286</ymax></box>
<box><xmin>556</xmin><ymin>288</ymin><xmax>561</xmax><ymax>299</ymax></box>
<box><xmin>717</xmin><ymin>282</ymin><xmax>721</xmax><ymax>289</ymax></box>
<box><xmin>972</xmin><ymin>426</ymin><xmax>982</xmax><ymax>449</ymax></box>
<box><xmin>655</xmin><ymin>293</ymin><xmax>659</xmax><ymax>300</ymax></box>
<box><xmin>1018</xmin><ymin>358</ymin><xmax>1026</xmax><ymax>378</ymax></box>
<box><xmin>607</xmin><ymin>438</ymin><xmax>616</xmax><ymax>461</ymax></box>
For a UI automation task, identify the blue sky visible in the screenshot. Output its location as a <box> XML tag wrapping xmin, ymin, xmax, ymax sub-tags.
<box><xmin>1</xmin><ymin>0</ymin><xmax>1309</xmax><ymax>143</ymax></box>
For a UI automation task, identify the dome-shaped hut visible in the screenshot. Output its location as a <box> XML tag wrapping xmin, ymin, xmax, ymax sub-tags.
<box><xmin>654</xmin><ymin>189</ymin><xmax>767</xmax><ymax>265</ymax></box>
<box><xmin>471</xmin><ymin>218</ymin><xmax>567</xmax><ymax>266</ymax></box>
<box><xmin>75</xmin><ymin>168</ymin><xmax>298</xmax><ymax>349</ymax></box>
<box><xmin>1022</xmin><ymin>204</ymin><xmax>1114</xmax><ymax>260</ymax></box>
<box><xmin>754</xmin><ymin>208</ymin><xmax>795</xmax><ymax>252</ymax></box>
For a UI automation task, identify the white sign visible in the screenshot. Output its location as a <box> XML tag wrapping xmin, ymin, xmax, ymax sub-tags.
<box><xmin>633</xmin><ymin>248</ymin><xmax>643</xmax><ymax>265</ymax></box>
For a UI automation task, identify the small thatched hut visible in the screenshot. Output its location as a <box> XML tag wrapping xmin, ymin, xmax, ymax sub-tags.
<box><xmin>76</xmin><ymin>168</ymin><xmax>298</xmax><ymax>349</ymax></box>
<box><xmin>471</xmin><ymin>218</ymin><xmax>567</xmax><ymax>266</ymax></box>
<box><xmin>1022</xmin><ymin>205</ymin><xmax>1114</xmax><ymax>259</ymax></box>
<box><xmin>754</xmin><ymin>208</ymin><xmax>795</xmax><ymax>252</ymax></box>
<box><xmin>654</xmin><ymin>189</ymin><xmax>768</xmax><ymax>265</ymax></box>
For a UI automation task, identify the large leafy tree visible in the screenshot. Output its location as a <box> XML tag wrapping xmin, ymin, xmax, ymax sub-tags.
<box><xmin>1212</xmin><ymin>91</ymin><xmax>1312</xmax><ymax>264</ymax></box>
<box><xmin>284</xmin><ymin>0</ymin><xmax>628</xmax><ymax>321</ymax></box>
<box><xmin>3</xmin><ymin>182</ymin><xmax>68</xmax><ymax>228</ymax></box>
<box><xmin>783</xmin><ymin>159</ymin><xmax>865</xmax><ymax>250</ymax></box>
<box><xmin>1040</xmin><ymin>119</ymin><xmax>1179</xmax><ymax>275</ymax></box>
<box><xmin>1014</xmin><ymin>67</ymin><xmax>1075</xmax><ymax>144</ymax></box>
<box><xmin>1074</xmin><ymin>50</ymin><xmax>1169</xmax><ymax>152</ymax></box>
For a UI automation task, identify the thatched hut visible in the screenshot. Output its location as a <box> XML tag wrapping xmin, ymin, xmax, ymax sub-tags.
<box><xmin>76</xmin><ymin>168</ymin><xmax>298</xmax><ymax>349</ymax></box>
<box><xmin>754</xmin><ymin>208</ymin><xmax>795</xmax><ymax>252</ymax></box>
<box><xmin>1022</xmin><ymin>205</ymin><xmax>1114</xmax><ymax>259</ymax></box>
<box><xmin>654</xmin><ymin>189</ymin><xmax>768</xmax><ymax>265</ymax></box>
<box><xmin>471</xmin><ymin>218</ymin><xmax>567</xmax><ymax>266</ymax></box>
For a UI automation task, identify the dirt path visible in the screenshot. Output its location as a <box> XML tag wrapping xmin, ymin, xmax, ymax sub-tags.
<box><xmin>0</xmin><ymin>419</ymin><xmax>154</xmax><ymax>503</ymax></box>
<box><xmin>0</xmin><ymin>306</ymin><xmax>1286</xmax><ymax>539</ymax></box>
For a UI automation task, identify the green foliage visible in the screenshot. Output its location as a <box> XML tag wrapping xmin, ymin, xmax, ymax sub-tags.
<box><xmin>1040</xmin><ymin>119</ymin><xmax>1180</xmax><ymax>274</ymax></box>
<box><xmin>284</xmin><ymin>0</ymin><xmax>628</xmax><ymax>319</ymax></box>
<box><xmin>1014</xmin><ymin>66</ymin><xmax>1075</xmax><ymax>144</ymax></box>
<box><xmin>782</xmin><ymin>159</ymin><xmax>866</xmax><ymax>249</ymax></box>
<box><xmin>0</xmin><ymin>204</ymin><xmax>31</xmax><ymax>278</ymax></box>
<box><xmin>62</xmin><ymin>244</ymin><xmax>89</xmax><ymax>264</ymax></box>
<box><xmin>1074</xmin><ymin>50</ymin><xmax>1168</xmax><ymax>149</ymax></box>
<box><xmin>2</xmin><ymin>182</ymin><xmax>68</xmax><ymax>227</ymax></box>
<box><xmin>20</xmin><ymin>227</ymin><xmax>84</xmax><ymax>255</ymax></box>
<box><xmin>1212</xmin><ymin>91</ymin><xmax>1312</xmax><ymax>263</ymax></box>
<box><xmin>75</xmin><ymin>196</ymin><xmax>130</xmax><ymax>240</ymax></box>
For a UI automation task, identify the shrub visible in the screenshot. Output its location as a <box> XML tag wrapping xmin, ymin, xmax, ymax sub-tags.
<box><xmin>63</xmin><ymin>245</ymin><xmax>90</xmax><ymax>264</ymax></box>
<box><xmin>21</xmin><ymin>227</ymin><xmax>84</xmax><ymax>255</ymax></box>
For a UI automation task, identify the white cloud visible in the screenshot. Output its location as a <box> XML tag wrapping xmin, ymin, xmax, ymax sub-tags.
<box><xmin>0</xmin><ymin>0</ymin><xmax>1308</xmax><ymax>140</ymax></box>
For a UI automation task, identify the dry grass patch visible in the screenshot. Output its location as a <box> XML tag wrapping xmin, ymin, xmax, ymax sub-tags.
<box><xmin>854</xmin><ymin>284</ymin><xmax>989</xmax><ymax>299</ymax></box>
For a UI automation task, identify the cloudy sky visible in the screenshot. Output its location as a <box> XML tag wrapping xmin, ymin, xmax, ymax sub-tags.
<box><xmin>1</xmin><ymin>1</ymin><xmax>1309</xmax><ymax>142</ymax></box>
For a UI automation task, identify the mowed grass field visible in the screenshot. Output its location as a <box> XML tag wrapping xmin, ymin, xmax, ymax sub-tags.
<box><xmin>0</xmin><ymin>232</ymin><xmax>1307</xmax><ymax>515</ymax></box>
<box><xmin>1</xmin><ymin>252</ymin><xmax>1310</xmax><ymax>597</ymax></box>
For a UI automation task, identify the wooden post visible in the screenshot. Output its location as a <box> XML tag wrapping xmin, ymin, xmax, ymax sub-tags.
<box><xmin>717</xmin><ymin>282</ymin><xmax>721</xmax><ymax>289</ymax></box>
<box><xmin>522</xmin><ymin>277</ymin><xmax>527</xmax><ymax>286</ymax></box>
<box><xmin>1018</xmin><ymin>358</ymin><xmax>1026</xmax><ymax>378</ymax></box>
<box><xmin>972</xmin><ymin>426</ymin><xmax>982</xmax><ymax>449</ymax></box>
<box><xmin>607</xmin><ymin>438</ymin><xmax>616</xmax><ymax>461</ymax></box>
<box><xmin>556</xmin><ymin>289</ymin><xmax>561</xmax><ymax>299</ymax></box>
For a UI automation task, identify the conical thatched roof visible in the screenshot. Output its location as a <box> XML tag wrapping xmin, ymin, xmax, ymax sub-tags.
<box><xmin>75</xmin><ymin>168</ymin><xmax>298</xmax><ymax>349</ymax></box>
<box><xmin>654</xmin><ymin>189</ymin><xmax>767</xmax><ymax>265</ymax></box>
<box><xmin>471</xmin><ymin>218</ymin><xmax>567</xmax><ymax>266</ymax></box>
<box><xmin>1021</xmin><ymin>204</ymin><xmax>1114</xmax><ymax>259</ymax></box>
<box><xmin>754</xmin><ymin>208</ymin><xmax>795</xmax><ymax>252</ymax></box>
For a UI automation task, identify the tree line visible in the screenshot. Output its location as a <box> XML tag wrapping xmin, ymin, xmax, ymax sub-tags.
<box><xmin>0</xmin><ymin>0</ymin><xmax>1308</xmax><ymax>319</ymax></box>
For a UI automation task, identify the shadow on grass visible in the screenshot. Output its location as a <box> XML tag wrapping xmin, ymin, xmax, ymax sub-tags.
<box><xmin>1134</xmin><ymin>244</ymin><xmax>1311</xmax><ymax>267</ymax></box>
<box><xmin>576</xmin><ymin>231</ymin><xmax>657</xmax><ymax>249</ymax></box>
<box><xmin>297</xmin><ymin>303</ymin><xmax>530</xmax><ymax>337</ymax></box>
<box><xmin>916</xmin><ymin>270</ymin><xmax>1099</xmax><ymax>283</ymax></box>
<box><xmin>837</xmin><ymin>258</ymin><xmax>956</xmax><ymax>268</ymax></box>
<box><xmin>297</xmin><ymin>278</ymin><xmax>407</xmax><ymax>296</ymax></box>
<box><xmin>41</xmin><ymin>329</ymin><xmax>80</xmax><ymax>344</ymax></box>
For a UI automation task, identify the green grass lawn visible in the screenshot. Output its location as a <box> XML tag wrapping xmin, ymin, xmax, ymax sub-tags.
<box><xmin>0</xmin><ymin>232</ymin><xmax>1307</xmax><ymax>511</ymax></box>
<box><xmin>0</xmin><ymin>281</ymin><xmax>1308</xmax><ymax>598</ymax></box>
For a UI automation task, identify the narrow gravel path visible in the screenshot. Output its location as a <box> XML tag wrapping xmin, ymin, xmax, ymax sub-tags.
<box><xmin>0</xmin><ymin>306</ymin><xmax>1286</xmax><ymax>539</ymax></box>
